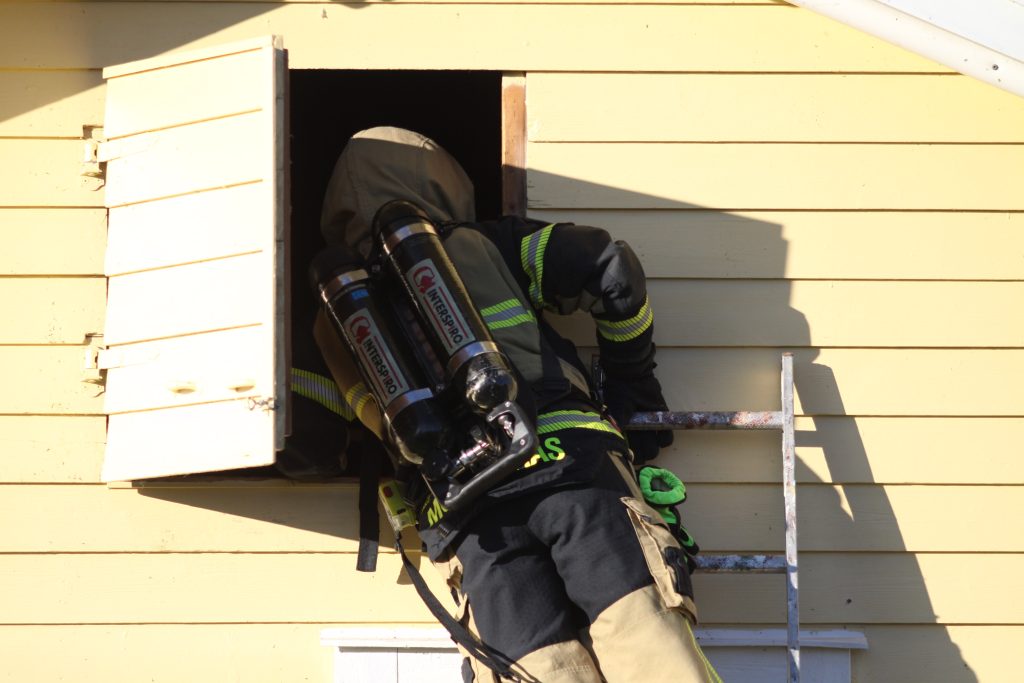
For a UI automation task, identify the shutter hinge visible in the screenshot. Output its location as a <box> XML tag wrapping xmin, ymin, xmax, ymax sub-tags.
<box><xmin>83</xmin><ymin>332</ymin><xmax>107</xmax><ymax>385</ymax></box>
<box><xmin>83</xmin><ymin>333</ymin><xmax>159</xmax><ymax>384</ymax></box>
<box><xmin>81</xmin><ymin>125</ymin><xmax>106</xmax><ymax>187</ymax></box>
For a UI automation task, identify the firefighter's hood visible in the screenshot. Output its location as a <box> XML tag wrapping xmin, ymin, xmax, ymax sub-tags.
<box><xmin>320</xmin><ymin>127</ymin><xmax>476</xmax><ymax>257</ymax></box>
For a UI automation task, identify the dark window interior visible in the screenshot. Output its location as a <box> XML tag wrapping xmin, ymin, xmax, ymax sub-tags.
<box><xmin>283</xmin><ymin>69</ymin><xmax>503</xmax><ymax>479</ymax></box>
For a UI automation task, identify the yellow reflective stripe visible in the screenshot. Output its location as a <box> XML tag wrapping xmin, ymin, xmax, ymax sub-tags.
<box><xmin>536</xmin><ymin>410</ymin><xmax>623</xmax><ymax>439</ymax></box>
<box><xmin>596</xmin><ymin>296</ymin><xmax>653</xmax><ymax>342</ymax></box>
<box><xmin>520</xmin><ymin>224</ymin><xmax>554</xmax><ymax>308</ymax></box>
<box><xmin>344</xmin><ymin>382</ymin><xmax>373</xmax><ymax>418</ymax></box>
<box><xmin>686</xmin><ymin>620</ymin><xmax>724</xmax><ymax>683</ymax></box>
<box><xmin>291</xmin><ymin>368</ymin><xmax>353</xmax><ymax>420</ymax></box>
<box><xmin>480</xmin><ymin>297</ymin><xmax>536</xmax><ymax>331</ymax></box>
<box><xmin>480</xmin><ymin>298</ymin><xmax>525</xmax><ymax>316</ymax></box>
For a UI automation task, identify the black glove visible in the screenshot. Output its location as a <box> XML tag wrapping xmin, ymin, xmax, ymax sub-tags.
<box><xmin>603</xmin><ymin>371</ymin><xmax>673</xmax><ymax>464</ymax></box>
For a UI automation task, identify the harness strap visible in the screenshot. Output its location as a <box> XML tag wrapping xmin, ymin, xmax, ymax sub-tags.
<box><xmin>536</xmin><ymin>410</ymin><xmax>623</xmax><ymax>439</ymax></box>
<box><xmin>356</xmin><ymin>447</ymin><xmax>382</xmax><ymax>573</ymax></box>
<box><xmin>394</xmin><ymin>534</ymin><xmax>531</xmax><ymax>682</ymax></box>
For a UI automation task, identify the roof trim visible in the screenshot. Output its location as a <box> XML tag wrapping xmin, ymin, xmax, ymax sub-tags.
<box><xmin>789</xmin><ymin>0</ymin><xmax>1024</xmax><ymax>98</ymax></box>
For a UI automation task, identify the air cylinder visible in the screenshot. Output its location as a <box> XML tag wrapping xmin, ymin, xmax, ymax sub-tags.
<box><xmin>309</xmin><ymin>245</ymin><xmax>450</xmax><ymax>475</ymax></box>
<box><xmin>372</xmin><ymin>200</ymin><xmax>518</xmax><ymax>414</ymax></box>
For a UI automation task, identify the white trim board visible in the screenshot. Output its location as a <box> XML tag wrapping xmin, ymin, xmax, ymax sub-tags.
<box><xmin>321</xmin><ymin>627</ymin><xmax>868</xmax><ymax>683</ymax></box>
<box><xmin>789</xmin><ymin>0</ymin><xmax>1024</xmax><ymax>98</ymax></box>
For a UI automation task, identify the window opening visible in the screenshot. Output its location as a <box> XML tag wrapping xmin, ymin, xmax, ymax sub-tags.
<box><xmin>282</xmin><ymin>69</ymin><xmax>503</xmax><ymax>481</ymax></box>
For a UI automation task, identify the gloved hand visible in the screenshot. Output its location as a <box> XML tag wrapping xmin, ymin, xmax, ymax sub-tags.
<box><xmin>637</xmin><ymin>466</ymin><xmax>700</xmax><ymax>574</ymax></box>
<box><xmin>604</xmin><ymin>372</ymin><xmax>673</xmax><ymax>464</ymax></box>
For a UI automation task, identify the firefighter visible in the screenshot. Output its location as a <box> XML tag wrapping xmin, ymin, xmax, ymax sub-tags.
<box><xmin>319</xmin><ymin>127</ymin><xmax>720</xmax><ymax>683</ymax></box>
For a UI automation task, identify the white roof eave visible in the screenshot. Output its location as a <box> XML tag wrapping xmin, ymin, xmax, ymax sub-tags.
<box><xmin>789</xmin><ymin>0</ymin><xmax>1024</xmax><ymax>98</ymax></box>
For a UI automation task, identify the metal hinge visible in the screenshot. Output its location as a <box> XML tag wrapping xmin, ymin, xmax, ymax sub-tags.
<box><xmin>81</xmin><ymin>125</ymin><xmax>106</xmax><ymax>186</ymax></box>
<box><xmin>82</xmin><ymin>332</ymin><xmax>107</xmax><ymax>385</ymax></box>
<box><xmin>83</xmin><ymin>333</ymin><xmax>160</xmax><ymax>385</ymax></box>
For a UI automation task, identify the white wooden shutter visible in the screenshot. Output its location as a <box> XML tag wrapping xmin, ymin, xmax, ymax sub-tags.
<box><xmin>99</xmin><ymin>37</ymin><xmax>288</xmax><ymax>481</ymax></box>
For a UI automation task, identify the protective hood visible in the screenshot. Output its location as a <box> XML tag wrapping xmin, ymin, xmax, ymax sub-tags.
<box><xmin>320</xmin><ymin>127</ymin><xmax>476</xmax><ymax>257</ymax></box>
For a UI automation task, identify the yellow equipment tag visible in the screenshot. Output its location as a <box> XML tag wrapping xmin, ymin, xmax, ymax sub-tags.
<box><xmin>378</xmin><ymin>479</ymin><xmax>417</xmax><ymax>533</ymax></box>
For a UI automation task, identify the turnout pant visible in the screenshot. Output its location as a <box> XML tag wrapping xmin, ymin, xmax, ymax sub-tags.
<box><xmin>433</xmin><ymin>452</ymin><xmax>721</xmax><ymax>683</ymax></box>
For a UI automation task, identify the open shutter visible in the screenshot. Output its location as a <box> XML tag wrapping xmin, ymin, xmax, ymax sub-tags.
<box><xmin>99</xmin><ymin>37</ymin><xmax>288</xmax><ymax>481</ymax></box>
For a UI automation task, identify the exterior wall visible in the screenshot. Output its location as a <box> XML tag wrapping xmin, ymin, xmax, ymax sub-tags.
<box><xmin>1</xmin><ymin>2</ymin><xmax>1022</xmax><ymax>682</ymax></box>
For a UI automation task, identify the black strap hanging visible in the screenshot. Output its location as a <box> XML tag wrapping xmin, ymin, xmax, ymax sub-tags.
<box><xmin>356</xmin><ymin>447</ymin><xmax>383</xmax><ymax>572</ymax></box>
<box><xmin>393</xmin><ymin>534</ymin><xmax>532</xmax><ymax>682</ymax></box>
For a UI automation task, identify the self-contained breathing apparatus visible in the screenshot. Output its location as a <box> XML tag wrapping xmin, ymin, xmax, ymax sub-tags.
<box><xmin>310</xmin><ymin>199</ymin><xmax>539</xmax><ymax>513</ymax></box>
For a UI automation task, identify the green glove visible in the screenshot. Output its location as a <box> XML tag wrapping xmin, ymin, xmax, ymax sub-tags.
<box><xmin>637</xmin><ymin>466</ymin><xmax>700</xmax><ymax>573</ymax></box>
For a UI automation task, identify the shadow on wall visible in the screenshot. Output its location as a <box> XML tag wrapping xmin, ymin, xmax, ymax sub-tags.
<box><xmin>0</xmin><ymin>0</ymin><xmax>390</xmax><ymax>128</ymax></box>
<box><xmin>136</xmin><ymin>153</ymin><xmax>974</xmax><ymax>679</ymax></box>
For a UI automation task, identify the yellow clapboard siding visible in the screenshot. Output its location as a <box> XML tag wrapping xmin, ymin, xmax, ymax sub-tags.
<box><xmin>529</xmin><ymin>210</ymin><xmax>1024</xmax><ymax>280</ymax></box>
<box><xmin>2</xmin><ymin>624</ymin><xmax>1016</xmax><ymax>683</ymax></box>
<box><xmin>527</xmin><ymin>143</ymin><xmax>1024</xmax><ymax>210</ymax></box>
<box><xmin>0</xmin><ymin>346</ymin><xmax>104</xmax><ymax>415</ymax></box>
<box><xmin>105</xmin><ymin>254</ymin><xmax>270</xmax><ymax>345</ymax></box>
<box><xmin>0</xmin><ymin>416</ymin><xmax>105</xmax><ymax>483</ymax></box>
<box><xmin>0</xmin><ymin>69</ymin><xmax>104</xmax><ymax>137</ymax></box>
<box><xmin>0</xmin><ymin>484</ymin><xmax>369</xmax><ymax>553</ymax></box>
<box><xmin>0</xmin><ymin>4</ymin><xmax>948</xmax><ymax>72</ymax></box>
<box><xmin>0</xmin><ymin>278</ymin><xmax>104</xmax><ymax>344</ymax></box>
<box><xmin>0</xmin><ymin>140</ymin><xmax>104</xmax><ymax>207</ymax></box>
<box><xmin>5</xmin><ymin>484</ymin><xmax>1020</xmax><ymax>553</ymax></box>
<box><xmin>527</xmin><ymin>73</ymin><xmax>1024</xmax><ymax>143</ymax></box>
<box><xmin>106</xmin><ymin>183</ymin><xmax>269</xmax><ymax>275</ymax></box>
<box><xmin>0</xmin><ymin>624</ymin><xmax>335</xmax><ymax>683</ymax></box>
<box><xmin>684</xmin><ymin>485</ymin><xmax>1024</xmax><ymax>553</ymax></box>
<box><xmin>644</xmin><ymin>348</ymin><xmax>1024</xmax><ymax>416</ymax></box>
<box><xmin>855</xmin><ymin>626</ymin><xmax>1024</xmax><ymax>683</ymax></box>
<box><xmin>663</xmin><ymin>417</ymin><xmax>1024</xmax><ymax>485</ymax></box>
<box><xmin>13</xmin><ymin>347</ymin><xmax>1022</xmax><ymax>417</ymax></box>
<box><xmin>553</xmin><ymin>281</ymin><xmax>1024</xmax><ymax>348</ymax></box>
<box><xmin>1</xmin><ymin>553</ymin><xmax>1018</xmax><ymax>624</ymax></box>
<box><xmin>0</xmin><ymin>209</ymin><xmax>106</xmax><ymax>276</ymax></box>
<box><xmin>102</xmin><ymin>114</ymin><xmax>268</xmax><ymax>207</ymax></box>
<box><xmin>9</xmin><ymin>415</ymin><xmax>1020</xmax><ymax>485</ymax></box>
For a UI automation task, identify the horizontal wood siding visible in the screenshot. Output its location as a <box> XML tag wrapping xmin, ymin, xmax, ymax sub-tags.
<box><xmin>0</xmin><ymin>4</ymin><xmax>949</xmax><ymax>71</ymax></box>
<box><xmin>0</xmin><ymin>2</ymin><xmax>1018</xmax><ymax>682</ymax></box>
<box><xmin>523</xmin><ymin>15</ymin><xmax>1023</xmax><ymax>683</ymax></box>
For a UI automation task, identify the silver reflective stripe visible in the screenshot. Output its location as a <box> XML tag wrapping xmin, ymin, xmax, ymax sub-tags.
<box><xmin>320</xmin><ymin>268</ymin><xmax>369</xmax><ymax>304</ymax></box>
<box><xmin>446</xmin><ymin>340</ymin><xmax>501</xmax><ymax>377</ymax></box>
<box><xmin>382</xmin><ymin>220</ymin><xmax>437</xmax><ymax>254</ymax></box>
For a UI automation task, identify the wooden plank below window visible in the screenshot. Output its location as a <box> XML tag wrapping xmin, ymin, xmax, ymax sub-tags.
<box><xmin>4</xmin><ymin>483</ymin><xmax>1022</xmax><ymax>554</ymax></box>
<box><xmin>1</xmin><ymin>552</ymin><xmax>1019</xmax><ymax>624</ymax></box>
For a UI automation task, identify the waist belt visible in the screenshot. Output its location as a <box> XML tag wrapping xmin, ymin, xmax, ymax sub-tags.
<box><xmin>536</xmin><ymin>410</ymin><xmax>623</xmax><ymax>439</ymax></box>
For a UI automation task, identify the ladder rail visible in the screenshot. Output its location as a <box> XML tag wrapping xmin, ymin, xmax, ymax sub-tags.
<box><xmin>623</xmin><ymin>353</ymin><xmax>799</xmax><ymax>683</ymax></box>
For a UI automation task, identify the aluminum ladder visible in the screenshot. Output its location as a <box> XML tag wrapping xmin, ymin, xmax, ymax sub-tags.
<box><xmin>622</xmin><ymin>353</ymin><xmax>799</xmax><ymax>683</ymax></box>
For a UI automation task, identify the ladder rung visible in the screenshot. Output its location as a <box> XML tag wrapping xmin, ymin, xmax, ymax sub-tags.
<box><xmin>626</xmin><ymin>411</ymin><xmax>783</xmax><ymax>431</ymax></box>
<box><xmin>697</xmin><ymin>554</ymin><xmax>786</xmax><ymax>573</ymax></box>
